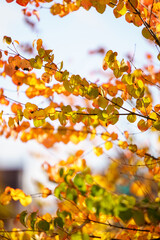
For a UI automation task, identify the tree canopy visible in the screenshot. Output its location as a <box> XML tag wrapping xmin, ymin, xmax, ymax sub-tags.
<box><xmin>0</xmin><ymin>0</ymin><xmax>160</xmax><ymax>239</ymax></box>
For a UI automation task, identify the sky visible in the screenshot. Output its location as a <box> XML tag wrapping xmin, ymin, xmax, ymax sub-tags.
<box><xmin>0</xmin><ymin>0</ymin><xmax>159</xmax><ymax>191</ymax></box>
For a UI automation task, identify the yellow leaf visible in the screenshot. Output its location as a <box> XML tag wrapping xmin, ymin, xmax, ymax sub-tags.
<box><xmin>20</xmin><ymin>195</ymin><xmax>32</xmax><ymax>207</ymax></box>
<box><xmin>130</xmin><ymin>181</ymin><xmax>149</xmax><ymax>197</ymax></box>
<box><xmin>156</xmin><ymin>23</ymin><xmax>160</xmax><ymax>33</ymax></box>
<box><xmin>11</xmin><ymin>188</ymin><xmax>25</xmax><ymax>201</ymax></box>
<box><xmin>42</xmin><ymin>213</ymin><xmax>52</xmax><ymax>222</ymax></box>
<box><xmin>101</xmin><ymin>132</ymin><xmax>110</xmax><ymax>141</ymax></box>
<box><xmin>104</xmin><ymin>141</ymin><xmax>113</xmax><ymax>150</ymax></box>
<box><xmin>93</xmin><ymin>146</ymin><xmax>103</xmax><ymax>156</ymax></box>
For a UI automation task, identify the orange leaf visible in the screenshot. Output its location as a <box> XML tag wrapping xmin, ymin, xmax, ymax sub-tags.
<box><xmin>42</xmin><ymin>188</ymin><xmax>52</xmax><ymax>198</ymax></box>
<box><xmin>33</xmin><ymin>10</ymin><xmax>40</xmax><ymax>21</ymax></box>
<box><xmin>0</xmin><ymin>192</ymin><xmax>12</xmax><ymax>205</ymax></box>
<box><xmin>16</xmin><ymin>0</ymin><xmax>30</xmax><ymax>7</ymax></box>
<box><xmin>36</xmin><ymin>39</ymin><xmax>43</xmax><ymax>51</ymax></box>
<box><xmin>11</xmin><ymin>103</ymin><xmax>22</xmax><ymax>114</ymax></box>
<box><xmin>137</xmin><ymin>119</ymin><xmax>149</xmax><ymax>132</ymax></box>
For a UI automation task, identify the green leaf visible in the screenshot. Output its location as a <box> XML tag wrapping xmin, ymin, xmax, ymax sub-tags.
<box><xmin>54</xmin><ymin>217</ymin><xmax>64</xmax><ymax>228</ymax></box>
<box><xmin>59</xmin><ymin>168</ymin><xmax>64</xmax><ymax>177</ymax></box>
<box><xmin>37</xmin><ymin>220</ymin><xmax>50</xmax><ymax>231</ymax></box>
<box><xmin>71</xmin><ymin>232</ymin><xmax>89</xmax><ymax>240</ymax></box>
<box><xmin>38</xmin><ymin>48</ymin><xmax>45</xmax><ymax>58</ymax></box>
<box><xmin>29</xmin><ymin>212</ymin><xmax>37</xmax><ymax>230</ymax></box>
<box><xmin>91</xmin><ymin>185</ymin><xmax>104</xmax><ymax>197</ymax></box>
<box><xmin>54</xmin><ymin>182</ymin><xmax>67</xmax><ymax>199</ymax></box>
<box><xmin>66</xmin><ymin>188</ymin><xmax>78</xmax><ymax>203</ymax></box>
<box><xmin>30</xmin><ymin>55</ymin><xmax>43</xmax><ymax>69</ymax></box>
<box><xmin>85</xmin><ymin>198</ymin><xmax>95</xmax><ymax>212</ymax></box>
<box><xmin>20</xmin><ymin>211</ymin><xmax>28</xmax><ymax>227</ymax></box>
<box><xmin>133</xmin><ymin>210</ymin><xmax>145</xmax><ymax>226</ymax></box>
<box><xmin>58</xmin><ymin>112</ymin><xmax>67</xmax><ymax>126</ymax></box>
<box><xmin>119</xmin><ymin>209</ymin><xmax>132</xmax><ymax>223</ymax></box>
<box><xmin>85</xmin><ymin>174</ymin><xmax>93</xmax><ymax>184</ymax></box>
<box><xmin>147</xmin><ymin>208</ymin><xmax>160</xmax><ymax>224</ymax></box>
<box><xmin>143</xmin><ymin>97</ymin><xmax>151</xmax><ymax>108</ymax></box>
<box><xmin>63</xmin><ymin>80</ymin><xmax>75</xmax><ymax>93</ymax></box>
<box><xmin>74</xmin><ymin>174</ymin><xmax>86</xmax><ymax>193</ymax></box>
<box><xmin>57</xmin><ymin>210</ymin><xmax>72</xmax><ymax>221</ymax></box>
<box><xmin>88</xmin><ymin>87</ymin><xmax>99</xmax><ymax>99</ymax></box>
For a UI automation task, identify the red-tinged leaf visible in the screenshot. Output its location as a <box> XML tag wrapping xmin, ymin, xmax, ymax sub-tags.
<box><xmin>0</xmin><ymin>51</ymin><xmax>2</xmax><ymax>59</ymax></box>
<box><xmin>16</xmin><ymin>0</ymin><xmax>30</xmax><ymax>7</ymax></box>
<box><xmin>126</xmin><ymin>0</ymin><xmax>138</xmax><ymax>12</ymax></box>
<box><xmin>110</xmin><ymin>132</ymin><xmax>118</xmax><ymax>140</ymax></box>
<box><xmin>137</xmin><ymin>119</ymin><xmax>149</xmax><ymax>132</ymax></box>
<box><xmin>154</xmin><ymin>104</ymin><xmax>160</xmax><ymax>113</ymax></box>
<box><xmin>6</xmin><ymin>0</ymin><xmax>14</xmax><ymax>2</ymax></box>
<box><xmin>4</xmin><ymin>50</ymin><xmax>8</xmax><ymax>56</ymax></box>
<box><xmin>81</xmin><ymin>0</ymin><xmax>92</xmax><ymax>10</ymax></box>
<box><xmin>11</xmin><ymin>103</ymin><xmax>22</xmax><ymax>114</ymax></box>
<box><xmin>20</xmin><ymin>59</ymin><xmax>33</xmax><ymax>71</ymax></box>
<box><xmin>127</xmin><ymin>61</ymin><xmax>131</xmax><ymax>73</ymax></box>
<box><xmin>107</xmin><ymin>85</ymin><xmax>117</xmax><ymax>97</ymax></box>
<box><xmin>41</xmin><ymin>72</ymin><xmax>52</xmax><ymax>83</ymax></box>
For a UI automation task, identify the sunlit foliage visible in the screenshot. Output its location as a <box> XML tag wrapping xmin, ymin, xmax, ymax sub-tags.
<box><xmin>0</xmin><ymin>0</ymin><xmax>160</xmax><ymax>239</ymax></box>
